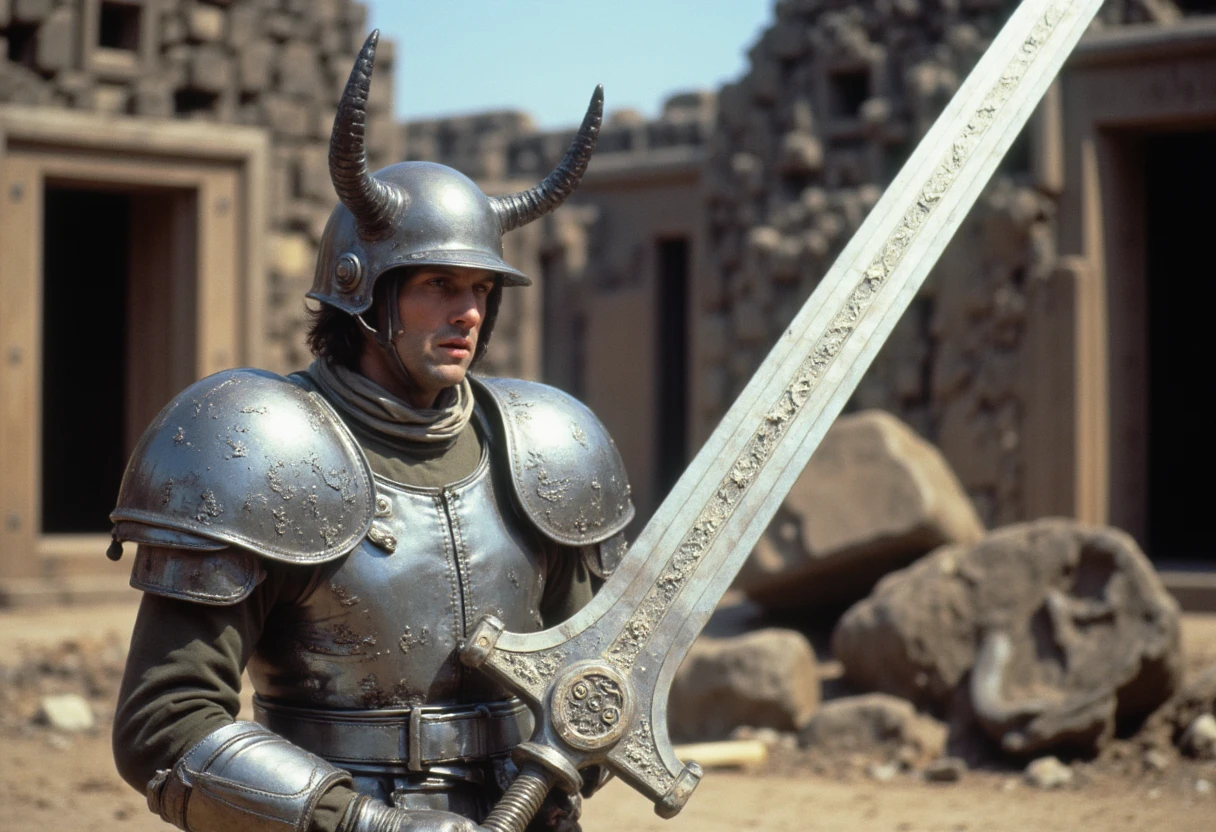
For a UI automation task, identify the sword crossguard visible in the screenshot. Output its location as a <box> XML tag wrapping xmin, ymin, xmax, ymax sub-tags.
<box><xmin>460</xmin><ymin>615</ymin><xmax>703</xmax><ymax>821</ymax></box>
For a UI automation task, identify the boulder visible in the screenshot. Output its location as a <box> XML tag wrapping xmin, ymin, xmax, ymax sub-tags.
<box><xmin>669</xmin><ymin>628</ymin><xmax>819</xmax><ymax>742</ymax></box>
<box><xmin>736</xmin><ymin>410</ymin><xmax>984</xmax><ymax>616</ymax></box>
<box><xmin>799</xmin><ymin>693</ymin><xmax>947</xmax><ymax>768</ymax></box>
<box><xmin>833</xmin><ymin>519</ymin><xmax>1182</xmax><ymax>755</ymax></box>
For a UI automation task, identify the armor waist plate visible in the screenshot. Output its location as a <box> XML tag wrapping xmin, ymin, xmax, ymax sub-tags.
<box><xmin>248</xmin><ymin>445</ymin><xmax>547</xmax><ymax>712</ymax></box>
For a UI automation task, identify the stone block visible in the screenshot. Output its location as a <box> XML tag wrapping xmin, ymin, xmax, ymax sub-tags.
<box><xmin>263</xmin><ymin>10</ymin><xmax>294</xmax><ymax>41</ymax></box>
<box><xmin>189</xmin><ymin>45</ymin><xmax>233</xmax><ymax>94</ymax></box>
<box><xmin>276</xmin><ymin>40</ymin><xmax>319</xmax><ymax>97</ymax></box>
<box><xmin>833</xmin><ymin>519</ymin><xmax>1181</xmax><ymax>755</ymax></box>
<box><xmin>35</xmin><ymin>7</ymin><xmax>76</xmax><ymax>74</ymax></box>
<box><xmin>132</xmin><ymin>77</ymin><xmax>172</xmax><ymax>118</ymax></box>
<box><xmin>736</xmin><ymin>410</ymin><xmax>984</xmax><ymax>615</ymax></box>
<box><xmin>188</xmin><ymin>4</ymin><xmax>226</xmax><ymax>42</ymax></box>
<box><xmin>262</xmin><ymin>94</ymin><xmax>310</xmax><ymax>137</ymax></box>
<box><xmin>12</xmin><ymin>0</ymin><xmax>50</xmax><ymax>25</ymax></box>
<box><xmin>669</xmin><ymin>628</ymin><xmax>819</xmax><ymax>742</ymax></box>
<box><xmin>160</xmin><ymin>12</ymin><xmax>188</xmax><ymax>45</ymax></box>
<box><xmin>93</xmin><ymin>82</ymin><xmax>129</xmax><ymax>114</ymax></box>
<box><xmin>800</xmin><ymin>694</ymin><xmax>946</xmax><ymax>769</ymax></box>
<box><xmin>239</xmin><ymin>39</ymin><xmax>275</xmax><ymax>93</ymax></box>
<box><xmin>225</xmin><ymin>5</ymin><xmax>259</xmax><ymax>48</ymax></box>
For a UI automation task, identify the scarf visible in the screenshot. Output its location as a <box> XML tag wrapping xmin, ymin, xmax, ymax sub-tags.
<box><xmin>309</xmin><ymin>358</ymin><xmax>474</xmax><ymax>448</ymax></box>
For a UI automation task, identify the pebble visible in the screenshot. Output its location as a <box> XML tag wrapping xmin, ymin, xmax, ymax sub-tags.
<box><xmin>1182</xmin><ymin>713</ymin><xmax>1216</xmax><ymax>760</ymax></box>
<box><xmin>1197</xmin><ymin>779</ymin><xmax>1213</xmax><ymax>795</ymax></box>
<box><xmin>924</xmin><ymin>756</ymin><xmax>966</xmax><ymax>783</ymax></box>
<box><xmin>37</xmin><ymin>694</ymin><xmax>94</xmax><ymax>732</ymax></box>
<box><xmin>867</xmin><ymin>762</ymin><xmax>899</xmax><ymax>782</ymax></box>
<box><xmin>1024</xmin><ymin>756</ymin><xmax>1073</xmax><ymax>789</ymax></box>
<box><xmin>1143</xmin><ymin>748</ymin><xmax>1172</xmax><ymax>772</ymax></box>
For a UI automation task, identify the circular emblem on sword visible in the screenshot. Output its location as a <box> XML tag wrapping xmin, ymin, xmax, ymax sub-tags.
<box><xmin>550</xmin><ymin>661</ymin><xmax>633</xmax><ymax>751</ymax></box>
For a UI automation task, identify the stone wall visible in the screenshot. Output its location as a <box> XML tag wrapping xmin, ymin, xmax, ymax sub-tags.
<box><xmin>0</xmin><ymin>0</ymin><xmax>397</xmax><ymax>374</ymax></box>
<box><xmin>701</xmin><ymin>0</ymin><xmax>1191</xmax><ymax>524</ymax></box>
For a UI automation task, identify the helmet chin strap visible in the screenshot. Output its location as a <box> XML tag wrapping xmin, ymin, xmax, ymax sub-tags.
<box><xmin>355</xmin><ymin>272</ymin><xmax>422</xmax><ymax>399</ymax></box>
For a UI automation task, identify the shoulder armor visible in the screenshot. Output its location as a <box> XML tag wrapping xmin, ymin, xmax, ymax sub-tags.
<box><xmin>110</xmin><ymin>368</ymin><xmax>375</xmax><ymax>564</ymax></box>
<box><xmin>130</xmin><ymin>544</ymin><xmax>266</xmax><ymax>606</ymax></box>
<box><xmin>472</xmin><ymin>376</ymin><xmax>634</xmax><ymax>546</ymax></box>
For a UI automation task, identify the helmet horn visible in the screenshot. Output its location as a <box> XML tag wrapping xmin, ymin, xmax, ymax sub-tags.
<box><xmin>490</xmin><ymin>85</ymin><xmax>604</xmax><ymax>233</ymax></box>
<box><xmin>330</xmin><ymin>30</ymin><xmax>400</xmax><ymax>241</ymax></box>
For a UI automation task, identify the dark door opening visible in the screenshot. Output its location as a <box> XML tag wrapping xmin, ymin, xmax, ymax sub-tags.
<box><xmin>1144</xmin><ymin>131</ymin><xmax>1216</xmax><ymax>560</ymax></box>
<box><xmin>41</xmin><ymin>188</ymin><xmax>131</xmax><ymax>533</ymax></box>
<box><xmin>655</xmin><ymin>238</ymin><xmax>690</xmax><ymax>501</ymax></box>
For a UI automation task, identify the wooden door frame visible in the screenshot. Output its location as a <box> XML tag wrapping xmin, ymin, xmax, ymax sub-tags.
<box><xmin>0</xmin><ymin>106</ymin><xmax>268</xmax><ymax>591</ymax></box>
<box><xmin>1022</xmin><ymin>21</ymin><xmax>1216</xmax><ymax>539</ymax></box>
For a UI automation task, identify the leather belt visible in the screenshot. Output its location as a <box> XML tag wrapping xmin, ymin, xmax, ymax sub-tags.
<box><xmin>253</xmin><ymin>696</ymin><xmax>532</xmax><ymax>772</ymax></box>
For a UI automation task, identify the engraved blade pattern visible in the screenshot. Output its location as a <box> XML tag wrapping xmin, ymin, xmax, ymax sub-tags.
<box><xmin>465</xmin><ymin>0</ymin><xmax>1105</xmax><ymax>820</ymax></box>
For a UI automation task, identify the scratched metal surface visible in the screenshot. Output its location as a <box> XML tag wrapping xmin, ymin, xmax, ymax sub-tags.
<box><xmin>111</xmin><ymin>368</ymin><xmax>375</xmax><ymax>564</ymax></box>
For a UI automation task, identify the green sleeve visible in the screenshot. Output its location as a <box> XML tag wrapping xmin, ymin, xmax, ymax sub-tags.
<box><xmin>540</xmin><ymin>545</ymin><xmax>594</xmax><ymax>628</ymax></box>
<box><xmin>112</xmin><ymin>560</ymin><xmax>357</xmax><ymax>832</ymax></box>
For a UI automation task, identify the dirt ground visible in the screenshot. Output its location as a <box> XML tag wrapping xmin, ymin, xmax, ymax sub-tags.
<box><xmin>2</xmin><ymin>599</ymin><xmax>1215</xmax><ymax>832</ymax></box>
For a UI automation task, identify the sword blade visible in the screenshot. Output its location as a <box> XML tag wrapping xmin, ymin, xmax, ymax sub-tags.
<box><xmin>467</xmin><ymin>0</ymin><xmax>1103</xmax><ymax>817</ymax></box>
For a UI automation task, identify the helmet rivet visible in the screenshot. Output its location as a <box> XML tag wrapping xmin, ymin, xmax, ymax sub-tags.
<box><xmin>335</xmin><ymin>252</ymin><xmax>363</xmax><ymax>292</ymax></box>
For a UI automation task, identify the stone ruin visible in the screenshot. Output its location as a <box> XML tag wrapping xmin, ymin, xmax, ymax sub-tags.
<box><xmin>0</xmin><ymin>0</ymin><xmax>398</xmax><ymax>374</ymax></box>
<box><xmin>700</xmin><ymin>0</ymin><xmax>1196</xmax><ymax>526</ymax></box>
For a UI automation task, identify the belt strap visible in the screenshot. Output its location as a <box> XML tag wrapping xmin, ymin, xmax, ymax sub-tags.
<box><xmin>253</xmin><ymin>697</ymin><xmax>532</xmax><ymax>772</ymax></box>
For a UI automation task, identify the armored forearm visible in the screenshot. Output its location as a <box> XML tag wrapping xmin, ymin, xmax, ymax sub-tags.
<box><xmin>147</xmin><ymin>721</ymin><xmax>353</xmax><ymax>832</ymax></box>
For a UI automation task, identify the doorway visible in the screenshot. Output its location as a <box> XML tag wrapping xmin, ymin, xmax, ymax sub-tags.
<box><xmin>1144</xmin><ymin>131</ymin><xmax>1216</xmax><ymax>560</ymax></box>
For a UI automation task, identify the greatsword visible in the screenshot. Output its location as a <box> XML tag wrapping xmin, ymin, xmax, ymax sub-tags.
<box><xmin>461</xmin><ymin>0</ymin><xmax>1103</xmax><ymax>828</ymax></box>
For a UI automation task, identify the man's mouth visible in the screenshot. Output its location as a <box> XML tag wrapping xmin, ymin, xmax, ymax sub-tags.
<box><xmin>437</xmin><ymin>337</ymin><xmax>473</xmax><ymax>358</ymax></box>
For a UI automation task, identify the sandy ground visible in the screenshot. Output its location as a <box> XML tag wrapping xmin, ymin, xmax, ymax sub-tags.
<box><xmin>2</xmin><ymin>598</ymin><xmax>1215</xmax><ymax>832</ymax></box>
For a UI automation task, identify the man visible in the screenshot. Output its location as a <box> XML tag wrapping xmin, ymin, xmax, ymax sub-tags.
<box><xmin>107</xmin><ymin>31</ymin><xmax>631</xmax><ymax>832</ymax></box>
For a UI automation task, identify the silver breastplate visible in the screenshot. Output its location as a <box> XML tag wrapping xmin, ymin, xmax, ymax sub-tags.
<box><xmin>248</xmin><ymin>447</ymin><xmax>548</xmax><ymax>710</ymax></box>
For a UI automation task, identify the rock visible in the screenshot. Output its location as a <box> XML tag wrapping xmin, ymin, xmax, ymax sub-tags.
<box><xmin>37</xmin><ymin>694</ymin><xmax>94</xmax><ymax>732</ymax></box>
<box><xmin>834</xmin><ymin>519</ymin><xmax>1181</xmax><ymax>755</ymax></box>
<box><xmin>1142</xmin><ymin>748</ymin><xmax>1171</xmax><ymax>772</ymax></box>
<box><xmin>923</xmin><ymin>756</ymin><xmax>966</xmax><ymax>783</ymax></box>
<box><xmin>799</xmin><ymin>693</ymin><xmax>946</xmax><ymax>768</ymax></box>
<box><xmin>1196</xmin><ymin>779</ymin><xmax>1213</xmax><ymax>795</ymax></box>
<box><xmin>1024</xmin><ymin>756</ymin><xmax>1072</xmax><ymax>789</ymax></box>
<box><xmin>1181</xmin><ymin>713</ymin><xmax>1216</xmax><ymax>759</ymax></box>
<box><xmin>867</xmin><ymin>761</ymin><xmax>899</xmax><ymax>782</ymax></box>
<box><xmin>669</xmin><ymin>629</ymin><xmax>819</xmax><ymax>742</ymax></box>
<box><xmin>738</xmin><ymin>410</ymin><xmax>984</xmax><ymax>617</ymax></box>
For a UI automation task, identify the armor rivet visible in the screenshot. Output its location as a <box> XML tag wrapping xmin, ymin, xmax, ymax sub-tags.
<box><xmin>335</xmin><ymin>252</ymin><xmax>364</xmax><ymax>292</ymax></box>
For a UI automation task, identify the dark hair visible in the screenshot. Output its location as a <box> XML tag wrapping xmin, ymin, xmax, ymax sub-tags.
<box><xmin>305</xmin><ymin>302</ymin><xmax>367</xmax><ymax>368</ymax></box>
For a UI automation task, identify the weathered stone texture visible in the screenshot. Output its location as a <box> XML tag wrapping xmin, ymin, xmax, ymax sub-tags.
<box><xmin>669</xmin><ymin>628</ymin><xmax>820</xmax><ymax>742</ymax></box>
<box><xmin>833</xmin><ymin>519</ymin><xmax>1182</xmax><ymax>755</ymax></box>
<box><xmin>800</xmin><ymin>693</ymin><xmax>947</xmax><ymax>768</ymax></box>
<box><xmin>0</xmin><ymin>0</ymin><xmax>389</xmax><ymax>375</ymax></box>
<box><xmin>736</xmin><ymin>409</ymin><xmax>984</xmax><ymax>615</ymax></box>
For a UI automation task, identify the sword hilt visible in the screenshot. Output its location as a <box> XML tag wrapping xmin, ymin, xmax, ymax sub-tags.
<box><xmin>482</xmin><ymin>742</ymin><xmax>582</xmax><ymax>832</ymax></box>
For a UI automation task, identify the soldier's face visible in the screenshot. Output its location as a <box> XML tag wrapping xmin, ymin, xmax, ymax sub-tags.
<box><xmin>392</xmin><ymin>266</ymin><xmax>495</xmax><ymax>405</ymax></box>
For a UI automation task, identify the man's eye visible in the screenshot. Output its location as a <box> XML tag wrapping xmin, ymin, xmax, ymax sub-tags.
<box><xmin>428</xmin><ymin>278</ymin><xmax>447</xmax><ymax>289</ymax></box>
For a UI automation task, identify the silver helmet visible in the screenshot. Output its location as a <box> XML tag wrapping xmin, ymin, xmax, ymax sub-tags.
<box><xmin>308</xmin><ymin>30</ymin><xmax>604</xmax><ymax>316</ymax></box>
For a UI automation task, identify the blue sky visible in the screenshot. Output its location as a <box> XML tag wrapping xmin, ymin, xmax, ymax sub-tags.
<box><xmin>365</xmin><ymin>1</ymin><xmax>775</xmax><ymax>128</ymax></box>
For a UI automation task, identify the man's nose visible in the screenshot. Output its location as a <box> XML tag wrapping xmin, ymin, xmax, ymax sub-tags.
<box><xmin>452</xmin><ymin>290</ymin><xmax>483</xmax><ymax>327</ymax></box>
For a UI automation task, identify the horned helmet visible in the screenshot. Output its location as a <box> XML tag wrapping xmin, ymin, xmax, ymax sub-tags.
<box><xmin>309</xmin><ymin>30</ymin><xmax>602</xmax><ymax>372</ymax></box>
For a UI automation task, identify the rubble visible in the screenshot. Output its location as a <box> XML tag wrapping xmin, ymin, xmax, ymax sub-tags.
<box><xmin>37</xmin><ymin>694</ymin><xmax>94</xmax><ymax>732</ymax></box>
<box><xmin>669</xmin><ymin>628</ymin><xmax>819</xmax><ymax>741</ymax></box>
<box><xmin>736</xmin><ymin>409</ymin><xmax>984</xmax><ymax>615</ymax></box>
<box><xmin>799</xmin><ymin>693</ymin><xmax>946</xmax><ymax>770</ymax></box>
<box><xmin>1181</xmin><ymin>714</ymin><xmax>1216</xmax><ymax>760</ymax></box>
<box><xmin>833</xmin><ymin>519</ymin><xmax>1181</xmax><ymax>756</ymax></box>
<box><xmin>923</xmin><ymin>756</ymin><xmax>966</xmax><ymax>783</ymax></box>
<box><xmin>1024</xmin><ymin>756</ymin><xmax>1073</xmax><ymax>789</ymax></box>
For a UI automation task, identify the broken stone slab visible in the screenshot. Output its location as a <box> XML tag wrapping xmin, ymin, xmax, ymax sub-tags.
<box><xmin>736</xmin><ymin>410</ymin><xmax>984</xmax><ymax>617</ymax></box>
<box><xmin>799</xmin><ymin>693</ymin><xmax>946</xmax><ymax>769</ymax></box>
<box><xmin>833</xmin><ymin>519</ymin><xmax>1181</xmax><ymax>756</ymax></box>
<box><xmin>668</xmin><ymin>628</ymin><xmax>819</xmax><ymax>742</ymax></box>
<box><xmin>37</xmin><ymin>694</ymin><xmax>95</xmax><ymax>733</ymax></box>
